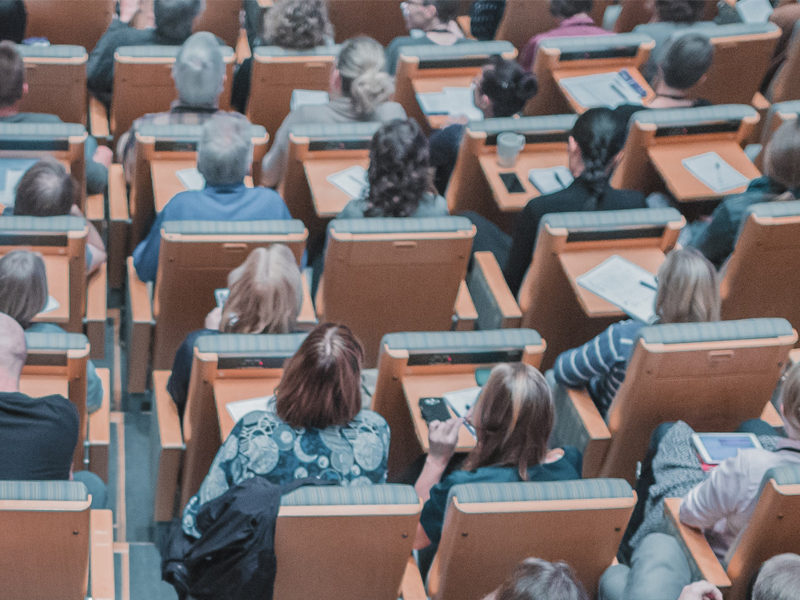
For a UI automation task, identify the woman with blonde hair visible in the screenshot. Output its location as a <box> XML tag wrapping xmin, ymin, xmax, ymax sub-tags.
<box><xmin>553</xmin><ymin>247</ymin><xmax>721</xmax><ymax>418</ymax></box>
<box><xmin>260</xmin><ymin>35</ymin><xmax>407</xmax><ymax>189</ymax></box>
<box><xmin>167</xmin><ymin>244</ymin><xmax>303</xmax><ymax>418</ymax></box>
<box><xmin>0</xmin><ymin>250</ymin><xmax>104</xmax><ymax>413</ymax></box>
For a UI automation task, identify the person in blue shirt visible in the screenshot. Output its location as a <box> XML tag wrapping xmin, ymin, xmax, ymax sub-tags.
<box><xmin>132</xmin><ymin>113</ymin><xmax>293</xmax><ymax>282</ymax></box>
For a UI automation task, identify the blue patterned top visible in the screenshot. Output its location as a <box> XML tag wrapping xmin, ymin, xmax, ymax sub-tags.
<box><xmin>182</xmin><ymin>398</ymin><xmax>390</xmax><ymax>537</ymax></box>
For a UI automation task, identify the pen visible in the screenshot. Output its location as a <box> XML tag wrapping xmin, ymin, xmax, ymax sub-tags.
<box><xmin>715</xmin><ymin>161</ymin><xmax>724</xmax><ymax>188</ymax></box>
<box><xmin>554</xmin><ymin>170</ymin><xmax>566</xmax><ymax>189</ymax></box>
<box><xmin>639</xmin><ymin>280</ymin><xmax>658</xmax><ymax>291</ymax></box>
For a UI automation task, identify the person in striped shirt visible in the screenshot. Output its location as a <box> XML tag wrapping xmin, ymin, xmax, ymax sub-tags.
<box><xmin>553</xmin><ymin>248</ymin><xmax>721</xmax><ymax>418</ymax></box>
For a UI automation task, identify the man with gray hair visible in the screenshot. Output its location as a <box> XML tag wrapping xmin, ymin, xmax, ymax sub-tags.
<box><xmin>118</xmin><ymin>31</ymin><xmax>226</xmax><ymax>181</ymax></box>
<box><xmin>753</xmin><ymin>553</ymin><xmax>800</xmax><ymax>600</ymax></box>
<box><xmin>133</xmin><ymin>113</ymin><xmax>292</xmax><ymax>282</ymax></box>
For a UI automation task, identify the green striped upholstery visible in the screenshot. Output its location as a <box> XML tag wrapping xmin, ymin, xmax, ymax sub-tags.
<box><xmin>382</xmin><ymin>329</ymin><xmax>542</xmax><ymax>353</ymax></box>
<box><xmin>638</xmin><ymin>318</ymin><xmax>794</xmax><ymax>346</ymax></box>
<box><xmin>17</xmin><ymin>44</ymin><xmax>86</xmax><ymax>59</ymax></box>
<box><xmin>281</xmin><ymin>484</ymin><xmax>419</xmax><ymax>507</ymax></box>
<box><xmin>290</xmin><ymin>121</ymin><xmax>381</xmax><ymax>140</ymax></box>
<box><xmin>330</xmin><ymin>216</ymin><xmax>472</xmax><ymax>235</ymax></box>
<box><xmin>0</xmin><ymin>215</ymin><xmax>85</xmax><ymax>233</ymax></box>
<box><xmin>136</xmin><ymin>122</ymin><xmax>267</xmax><ymax>141</ymax></box>
<box><xmin>0</xmin><ymin>481</ymin><xmax>88</xmax><ymax>502</ymax></box>
<box><xmin>632</xmin><ymin>104</ymin><xmax>757</xmax><ymax>128</ymax></box>
<box><xmin>195</xmin><ymin>332</ymin><xmax>307</xmax><ymax>354</ymax></box>
<box><xmin>683</xmin><ymin>21</ymin><xmax>779</xmax><ymax>39</ymax></box>
<box><xmin>398</xmin><ymin>40</ymin><xmax>515</xmax><ymax>60</ymax></box>
<box><xmin>763</xmin><ymin>463</ymin><xmax>800</xmax><ymax>487</ymax></box>
<box><xmin>26</xmin><ymin>332</ymin><xmax>89</xmax><ymax>351</ymax></box>
<box><xmin>468</xmin><ymin>114</ymin><xmax>577</xmax><ymax>135</ymax></box>
<box><xmin>0</xmin><ymin>122</ymin><xmax>85</xmax><ymax>140</ymax></box>
<box><xmin>540</xmin><ymin>207</ymin><xmax>682</xmax><ymax>233</ymax></box>
<box><xmin>254</xmin><ymin>45</ymin><xmax>340</xmax><ymax>58</ymax></box>
<box><xmin>116</xmin><ymin>45</ymin><xmax>235</xmax><ymax>59</ymax></box>
<box><xmin>539</xmin><ymin>33</ymin><xmax>654</xmax><ymax>53</ymax></box>
<box><xmin>745</xmin><ymin>200</ymin><xmax>800</xmax><ymax>221</ymax></box>
<box><xmin>162</xmin><ymin>219</ymin><xmax>306</xmax><ymax>236</ymax></box>
<box><xmin>448</xmin><ymin>479</ymin><xmax>633</xmax><ymax>506</ymax></box>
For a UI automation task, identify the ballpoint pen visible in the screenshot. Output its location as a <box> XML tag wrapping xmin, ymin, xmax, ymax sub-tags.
<box><xmin>554</xmin><ymin>170</ymin><xmax>566</xmax><ymax>189</ymax></box>
<box><xmin>639</xmin><ymin>280</ymin><xmax>657</xmax><ymax>291</ymax></box>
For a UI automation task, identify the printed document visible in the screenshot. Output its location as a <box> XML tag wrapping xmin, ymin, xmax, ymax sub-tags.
<box><xmin>327</xmin><ymin>165</ymin><xmax>369</xmax><ymax>199</ymax></box>
<box><xmin>560</xmin><ymin>72</ymin><xmax>644</xmax><ymax>108</ymax></box>
<box><xmin>226</xmin><ymin>395</ymin><xmax>275</xmax><ymax>423</ymax></box>
<box><xmin>0</xmin><ymin>158</ymin><xmax>37</xmax><ymax>206</ymax></box>
<box><xmin>416</xmin><ymin>87</ymin><xmax>484</xmax><ymax>121</ymax></box>
<box><xmin>176</xmin><ymin>167</ymin><xmax>206</xmax><ymax>191</ymax></box>
<box><xmin>290</xmin><ymin>89</ymin><xmax>330</xmax><ymax>111</ymax></box>
<box><xmin>681</xmin><ymin>152</ymin><xmax>751</xmax><ymax>193</ymax></box>
<box><xmin>577</xmin><ymin>255</ymin><xmax>658</xmax><ymax>324</ymax></box>
<box><xmin>528</xmin><ymin>166</ymin><xmax>574</xmax><ymax>194</ymax></box>
<box><xmin>736</xmin><ymin>0</ymin><xmax>772</xmax><ymax>23</ymax></box>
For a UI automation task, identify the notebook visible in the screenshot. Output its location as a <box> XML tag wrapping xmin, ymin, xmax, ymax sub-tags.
<box><xmin>327</xmin><ymin>165</ymin><xmax>369</xmax><ymax>199</ymax></box>
<box><xmin>560</xmin><ymin>72</ymin><xmax>644</xmax><ymax>109</ymax></box>
<box><xmin>290</xmin><ymin>89</ymin><xmax>330</xmax><ymax>111</ymax></box>
<box><xmin>175</xmin><ymin>167</ymin><xmax>206</xmax><ymax>191</ymax></box>
<box><xmin>528</xmin><ymin>166</ymin><xmax>573</xmax><ymax>195</ymax></box>
<box><xmin>681</xmin><ymin>152</ymin><xmax>751</xmax><ymax>193</ymax></box>
<box><xmin>226</xmin><ymin>395</ymin><xmax>274</xmax><ymax>423</ymax></box>
<box><xmin>577</xmin><ymin>255</ymin><xmax>658</xmax><ymax>324</ymax></box>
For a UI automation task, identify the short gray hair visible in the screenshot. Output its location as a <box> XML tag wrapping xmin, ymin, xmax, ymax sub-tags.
<box><xmin>197</xmin><ymin>113</ymin><xmax>252</xmax><ymax>186</ymax></box>
<box><xmin>754</xmin><ymin>554</ymin><xmax>800</xmax><ymax>600</ymax></box>
<box><xmin>154</xmin><ymin>0</ymin><xmax>204</xmax><ymax>41</ymax></box>
<box><xmin>173</xmin><ymin>32</ymin><xmax>225</xmax><ymax>107</ymax></box>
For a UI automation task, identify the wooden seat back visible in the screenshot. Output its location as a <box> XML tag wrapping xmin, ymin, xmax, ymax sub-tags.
<box><xmin>326</xmin><ymin>0</ymin><xmax>408</xmax><ymax>45</ymax></box>
<box><xmin>767</xmin><ymin>21</ymin><xmax>800</xmax><ymax>103</ymax></box>
<box><xmin>24</xmin><ymin>0</ymin><xmax>114</xmax><ymax>51</ymax></box>
<box><xmin>17</xmin><ymin>45</ymin><xmax>88</xmax><ymax>126</ymax></box>
<box><xmin>193</xmin><ymin>0</ymin><xmax>242</xmax><ymax>47</ymax></box>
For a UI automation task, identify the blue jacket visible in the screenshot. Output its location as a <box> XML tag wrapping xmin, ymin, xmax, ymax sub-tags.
<box><xmin>133</xmin><ymin>184</ymin><xmax>292</xmax><ymax>282</ymax></box>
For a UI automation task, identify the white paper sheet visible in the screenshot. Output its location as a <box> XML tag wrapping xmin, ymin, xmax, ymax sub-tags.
<box><xmin>38</xmin><ymin>295</ymin><xmax>60</xmax><ymax>315</ymax></box>
<box><xmin>576</xmin><ymin>255</ymin><xmax>658</xmax><ymax>324</ymax></box>
<box><xmin>416</xmin><ymin>87</ymin><xmax>484</xmax><ymax>121</ymax></box>
<box><xmin>326</xmin><ymin>165</ymin><xmax>369</xmax><ymax>199</ymax></box>
<box><xmin>176</xmin><ymin>167</ymin><xmax>206</xmax><ymax>191</ymax></box>
<box><xmin>736</xmin><ymin>0</ymin><xmax>772</xmax><ymax>23</ymax></box>
<box><xmin>226</xmin><ymin>395</ymin><xmax>274</xmax><ymax>423</ymax></box>
<box><xmin>443</xmin><ymin>387</ymin><xmax>481</xmax><ymax>439</ymax></box>
<box><xmin>528</xmin><ymin>166</ymin><xmax>574</xmax><ymax>195</ymax></box>
<box><xmin>681</xmin><ymin>152</ymin><xmax>751</xmax><ymax>193</ymax></box>
<box><xmin>290</xmin><ymin>89</ymin><xmax>330</xmax><ymax>111</ymax></box>
<box><xmin>560</xmin><ymin>72</ymin><xmax>644</xmax><ymax>109</ymax></box>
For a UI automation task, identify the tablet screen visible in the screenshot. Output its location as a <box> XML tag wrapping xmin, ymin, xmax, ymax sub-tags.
<box><xmin>695</xmin><ymin>433</ymin><xmax>761</xmax><ymax>463</ymax></box>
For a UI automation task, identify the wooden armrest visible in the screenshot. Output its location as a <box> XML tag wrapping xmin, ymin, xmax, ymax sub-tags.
<box><xmin>467</xmin><ymin>251</ymin><xmax>522</xmax><ymax>330</ymax></box>
<box><xmin>89</xmin><ymin>96</ymin><xmax>110</xmax><ymax>140</ymax></box>
<box><xmin>85</xmin><ymin>263</ymin><xmax>107</xmax><ymax>360</ymax></box>
<box><xmin>761</xmin><ymin>401</ymin><xmax>784</xmax><ymax>429</ymax></box>
<box><xmin>664</xmin><ymin>498</ymin><xmax>731</xmax><ymax>590</ymax></box>
<box><xmin>86</xmin><ymin>192</ymin><xmax>105</xmax><ymax>224</ymax></box>
<box><xmin>88</xmin><ymin>367</ymin><xmax>111</xmax><ymax>482</ymax></box>
<box><xmin>747</xmin><ymin>92</ymin><xmax>770</xmax><ymax>145</ymax></box>
<box><xmin>151</xmin><ymin>370</ymin><xmax>184</xmax><ymax>521</ymax></box>
<box><xmin>297</xmin><ymin>271</ymin><xmax>317</xmax><ymax>330</ymax></box>
<box><xmin>457</xmin><ymin>15</ymin><xmax>474</xmax><ymax>38</ymax></box>
<box><xmin>89</xmin><ymin>509</ymin><xmax>115</xmax><ymax>600</ymax></box>
<box><xmin>400</xmin><ymin>556</ymin><xmax>427</xmax><ymax>600</ymax></box>
<box><xmin>552</xmin><ymin>385</ymin><xmax>611</xmax><ymax>478</ymax></box>
<box><xmin>790</xmin><ymin>349</ymin><xmax>800</xmax><ymax>365</ymax></box>
<box><xmin>126</xmin><ymin>256</ymin><xmax>153</xmax><ymax>393</ymax></box>
<box><xmin>108</xmin><ymin>164</ymin><xmax>130</xmax><ymax>289</ymax></box>
<box><xmin>454</xmin><ymin>280</ymin><xmax>478</xmax><ymax>331</ymax></box>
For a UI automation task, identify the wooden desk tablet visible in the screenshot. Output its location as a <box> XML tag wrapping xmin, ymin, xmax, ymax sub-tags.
<box><xmin>553</xmin><ymin>67</ymin><xmax>655</xmax><ymax>114</ymax></box>
<box><xmin>304</xmin><ymin>156</ymin><xmax>370</xmax><ymax>218</ymax></box>
<box><xmin>31</xmin><ymin>255</ymin><xmax>70</xmax><ymax>325</ymax></box>
<box><xmin>20</xmin><ymin>374</ymin><xmax>69</xmax><ymax>399</ymax></box>
<box><xmin>214</xmin><ymin>375</ymin><xmax>281</xmax><ymax>441</ymax></box>
<box><xmin>648</xmin><ymin>141</ymin><xmax>761</xmax><ymax>202</ymax></box>
<box><xmin>403</xmin><ymin>372</ymin><xmax>478</xmax><ymax>453</ymax></box>
<box><xmin>412</xmin><ymin>76</ymin><xmax>476</xmax><ymax>130</ymax></box>
<box><xmin>479</xmin><ymin>150</ymin><xmax>570</xmax><ymax>211</ymax></box>
<box><xmin>559</xmin><ymin>247</ymin><xmax>666</xmax><ymax>317</ymax></box>
<box><xmin>151</xmin><ymin>160</ymin><xmax>256</xmax><ymax>212</ymax></box>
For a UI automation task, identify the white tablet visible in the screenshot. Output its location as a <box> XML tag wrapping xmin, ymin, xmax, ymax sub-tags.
<box><xmin>691</xmin><ymin>432</ymin><xmax>763</xmax><ymax>465</ymax></box>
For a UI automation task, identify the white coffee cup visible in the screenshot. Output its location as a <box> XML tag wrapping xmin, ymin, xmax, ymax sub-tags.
<box><xmin>497</xmin><ymin>132</ymin><xmax>525</xmax><ymax>168</ymax></box>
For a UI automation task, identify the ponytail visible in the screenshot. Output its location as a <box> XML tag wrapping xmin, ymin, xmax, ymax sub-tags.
<box><xmin>349</xmin><ymin>69</ymin><xmax>394</xmax><ymax>118</ymax></box>
<box><xmin>337</xmin><ymin>36</ymin><xmax>394</xmax><ymax>118</ymax></box>
<box><xmin>570</xmin><ymin>107</ymin><xmax>626</xmax><ymax>210</ymax></box>
<box><xmin>480</xmin><ymin>56</ymin><xmax>538</xmax><ymax>118</ymax></box>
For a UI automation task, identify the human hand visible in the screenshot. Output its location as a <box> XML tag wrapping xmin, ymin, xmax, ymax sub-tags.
<box><xmin>205</xmin><ymin>306</ymin><xmax>223</xmax><ymax>331</ymax></box>
<box><xmin>677</xmin><ymin>581</ymin><xmax>723</xmax><ymax>600</ymax></box>
<box><xmin>93</xmin><ymin>145</ymin><xmax>114</xmax><ymax>168</ymax></box>
<box><xmin>118</xmin><ymin>0</ymin><xmax>141</xmax><ymax>24</ymax></box>
<box><xmin>427</xmin><ymin>417</ymin><xmax>462</xmax><ymax>468</ymax></box>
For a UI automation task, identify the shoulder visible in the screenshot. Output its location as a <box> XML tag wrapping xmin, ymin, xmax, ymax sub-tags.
<box><xmin>351</xmin><ymin>409</ymin><xmax>389</xmax><ymax>431</ymax></box>
<box><xmin>386</xmin><ymin>36</ymin><xmax>418</xmax><ymax>52</ymax></box>
<box><xmin>374</xmin><ymin>102</ymin><xmax>407</xmax><ymax>121</ymax></box>
<box><xmin>339</xmin><ymin>199</ymin><xmax>366</xmax><ymax>219</ymax></box>
<box><xmin>421</xmin><ymin>193</ymin><xmax>450</xmax><ymax>216</ymax></box>
<box><xmin>606</xmin><ymin>187</ymin><xmax>646</xmax><ymax>207</ymax></box>
<box><xmin>26</xmin><ymin>322</ymin><xmax>66</xmax><ymax>334</ymax></box>
<box><xmin>443</xmin><ymin>465</ymin><xmax>521</xmax><ymax>487</ymax></box>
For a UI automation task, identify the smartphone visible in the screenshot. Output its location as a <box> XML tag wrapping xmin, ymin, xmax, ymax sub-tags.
<box><xmin>419</xmin><ymin>397</ymin><xmax>452</xmax><ymax>424</ymax></box>
<box><xmin>499</xmin><ymin>172</ymin><xmax>526</xmax><ymax>194</ymax></box>
<box><xmin>214</xmin><ymin>288</ymin><xmax>230</xmax><ymax>309</ymax></box>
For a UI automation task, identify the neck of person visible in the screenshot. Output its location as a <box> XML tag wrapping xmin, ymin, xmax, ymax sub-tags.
<box><xmin>650</xmin><ymin>80</ymin><xmax>693</xmax><ymax>107</ymax></box>
<box><xmin>0</xmin><ymin>372</ymin><xmax>20</xmax><ymax>394</ymax></box>
<box><xmin>426</xmin><ymin>19</ymin><xmax>461</xmax><ymax>41</ymax></box>
<box><xmin>0</xmin><ymin>103</ymin><xmax>20</xmax><ymax>118</ymax></box>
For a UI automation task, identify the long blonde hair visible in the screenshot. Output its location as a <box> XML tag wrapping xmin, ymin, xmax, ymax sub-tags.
<box><xmin>0</xmin><ymin>250</ymin><xmax>48</xmax><ymax>330</ymax></box>
<box><xmin>655</xmin><ymin>248</ymin><xmax>721</xmax><ymax>324</ymax></box>
<box><xmin>337</xmin><ymin>36</ymin><xmax>394</xmax><ymax>118</ymax></box>
<box><xmin>219</xmin><ymin>245</ymin><xmax>302</xmax><ymax>334</ymax></box>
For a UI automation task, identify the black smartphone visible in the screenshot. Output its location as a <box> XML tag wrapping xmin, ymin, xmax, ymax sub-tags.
<box><xmin>419</xmin><ymin>397</ymin><xmax>451</xmax><ymax>424</ymax></box>
<box><xmin>499</xmin><ymin>172</ymin><xmax>525</xmax><ymax>194</ymax></box>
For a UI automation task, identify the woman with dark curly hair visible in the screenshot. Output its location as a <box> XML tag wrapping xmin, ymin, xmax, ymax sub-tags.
<box><xmin>339</xmin><ymin>118</ymin><xmax>449</xmax><ymax>219</ymax></box>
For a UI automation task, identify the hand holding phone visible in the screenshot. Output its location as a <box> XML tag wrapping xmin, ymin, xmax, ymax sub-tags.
<box><xmin>419</xmin><ymin>397</ymin><xmax>451</xmax><ymax>423</ymax></box>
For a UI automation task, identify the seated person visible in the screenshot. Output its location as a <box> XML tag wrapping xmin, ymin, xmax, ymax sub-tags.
<box><xmin>261</xmin><ymin>36</ymin><xmax>406</xmax><ymax>189</ymax></box>
<box><xmin>634</xmin><ymin>0</ymin><xmax>709</xmax><ymax>82</ymax></box>
<box><xmin>429</xmin><ymin>56</ymin><xmax>538</xmax><ymax>194</ymax></box>
<box><xmin>133</xmin><ymin>113</ymin><xmax>292</xmax><ymax>282</ymax></box>
<box><xmin>0</xmin><ymin>0</ymin><xmax>26</xmax><ymax>43</ymax></box>
<box><xmin>181</xmin><ymin>323</ymin><xmax>390</xmax><ymax>538</ymax></box>
<box><xmin>385</xmin><ymin>0</ymin><xmax>465</xmax><ymax>76</ymax></box>
<box><xmin>414</xmin><ymin>362</ymin><xmax>582</xmax><ymax>551</ymax></box>
<box><xmin>118</xmin><ymin>32</ymin><xmax>226</xmax><ymax>182</ymax></box>
<box><xmin>0</xmin><ymin>311</ymin><xmax>106</xmax><ymax>507</ymax></box>
<box><xmin>13</xmin><ymin>159</ymin><xmax>107</xmax><ymax>275</ymax></box>
<box><xmin>648</xmin><ymin>33</ymin><xmax>713</xmax><ymax>109</ymax></box>
<box><xmin>232</xmin><ymin>0</ymin><xmax>334</xmax><ymax>114</ymax></box>
<box><xmin>469</xmin><ymin>0</ymin><xmax>507</xmax><ymax>42</ymax></box>
<box><xmin>688</xmin><ymin>118</ymin><xmax>800</xmax><ymax>269</ymax></box>
<box><xmin>520</xmin><ymin>0</ymin><xmax>612</xmax><ymax>72</ymax></box>
<box><xmin>0</xmin><ymin>42</ymin><xmax>111</xmax><ymax>194</ymax></box>
<box><xmin>88</xmin><ymin>0</ymin><xmax>204</xmax><ymax>104</ymax></box>
<box><xmin>553</xmin><ymin>248</ymin><xmax>721</xmax><ymax>418</ymax></box>
<box><xmin>168</xmin><ymin>244</ymin><xmax>303</xmax><ymax>420</ymax></box>
<box><xmin>0</xmin><ymin>250</ymin><xmax>104</xmax><ymax>414</ymax></box>
<box><xmin>752</xmin><ymin>554</ymin><xmax>800</xmax><ymax>600</ymax></box>
<box><xmin>763</xmin><ymin>3</ymin><xmax>800</xmax><ymax>97</ymax></box>
<box><xmin>484</xmin><ymin>558</ymin><xmax>589</xmax><ymax>600</ymax></box>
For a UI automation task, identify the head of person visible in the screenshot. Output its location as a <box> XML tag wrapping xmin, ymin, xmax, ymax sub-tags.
<box><xmin>402</xmin><ymin>0</ymin><xmax>459</xmax><ymax>31</ymax></box>
<box><xmin>464</xmin><ymin>363</ymin><xmax>554</xmax><ymax>479</ymax></box>
<box><xmin>275</xmin><ymin>323</ymin><xmax>364</xmax><ymax>429</ymax></box>
<box><xmin>0</xmin><ymin>250</ymin><xmax>48</xmax><ymax>330</ymax></box>
<box><xmin>752</xmin><ymin>553</ymin><xmax>800</xmax><ymax>600</ymax></box>
<box><xmin>0</xmin><ymin>0</ymin><xmax>26</xmax><ymax>44</ymax></box>
<box><xmin>219</xmin><ymin>245</ymin><xmax>302</xmax><ymax>335</ymax></box>
<box><xmin>172</xmin><ymin>32</ymin><xmax>225</xmax><ymax>107</ymax></box>
<box><xmin>763</xmin><ymin>119</ymin><xmax>800</xmax><ymax>195</ymax></box>
<box><xmin>653</xmin><ymin>0</ymin><xmax>704</xmax><ymax>23</ymax></box>
<box><xmin>263</xmin><ymin>0</ymin><xmax>333</xmax><ymax>50</ymax></box>
<box><xmin>568</xmin><ymin>107</ymin><xmax>627</xmax><ymax>209</ymax></box>
<box><xmin>489</xmin><ymin>558</ymin><xmax>589</xmax><ymax>600</ymax></box>
<box><xmin>778</xmin><ymin>363</ymin><xmax>800</xmax><ymax>440</ymax></box>
<box><xmin>550</xmin><ymin>0</ymin><xmax>593</xmax><ymax>20</ymax></box>
<box><xmin>154</xmin><ymin>0</ymin><xmax>204</xmax><ymax>41</ymax></box>
<box><xmin>196</xmin><ymin>113</ymin><xmax>252</xmax><ymax>186</ymax></box>
<box><xmin>659</xmin><ymin>33</ymin><xmax>713</xmax><ymax>91</ymax></box>
<box><xmin>13</xmin><ymin>159</ymin><xmax>76</xmax><ymax>217</ymax></box>
<box><xmin>0</xmin><ymin>40</ymin><xmax>24</xmax><ymax>110</ymax></box>
<box><xmin>0</xmin><ymin>312</ymin><xmax>27</xmax><ymax>391</ymax></box>
<box><xmin>363</xmin><ymin>119</ymin><xmax>433</xmax><ymax>217</ymax></box>
<box><xmin>473</xmin><ymin>56</ymin><xmax>538</xmax><ymax>119</ymax></box>
<box><xmin>655</xmin><ymin>247</ymin><xmax>720</xmax><ymax>324</ymax></box>
<box><xmin>333</xmin><ymin>36</ymin><xmax>394</xmax><ymax>118</ymax></box>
